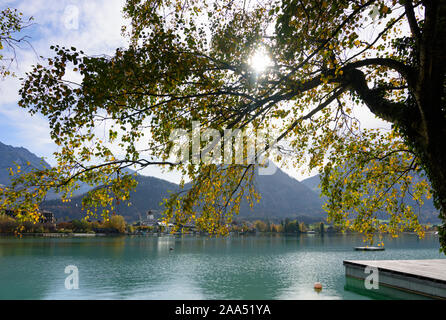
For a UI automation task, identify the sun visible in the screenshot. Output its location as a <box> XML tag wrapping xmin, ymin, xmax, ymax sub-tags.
<box><xmin>248</xmin><ymin>48</ymin><xmax>273</xmax><ymax>74</ymax></box>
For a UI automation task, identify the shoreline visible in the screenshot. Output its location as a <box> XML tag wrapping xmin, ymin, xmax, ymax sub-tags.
<box><xmin>0</xmin><ymin>231</ymin><xmax>439</xmax><ymax>238</ymax></box>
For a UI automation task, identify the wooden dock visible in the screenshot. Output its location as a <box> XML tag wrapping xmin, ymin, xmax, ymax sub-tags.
<box><xmin>344</xmin><ymin>259</ymin><xmax>446</xmax><ymax>299</ymax></box>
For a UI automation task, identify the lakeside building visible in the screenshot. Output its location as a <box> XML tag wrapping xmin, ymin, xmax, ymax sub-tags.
<box><xmin>2</xmin><ymin>208</ymin><xmax>56</xmax><ymax>224</ymax></box>
<box><xmin>137</xmin><ymin>210</ymin><xmax>158</xmax><ymax>227</ymax></box>
<box><xmin>39</xmin><ymin>210</ymin><xmax>56</xmax><ymax>224</ymax></box>
<box><xmin>133</xmin><ymin>209</ymin><xmax>197</xmax><ymax>233</ymax></box>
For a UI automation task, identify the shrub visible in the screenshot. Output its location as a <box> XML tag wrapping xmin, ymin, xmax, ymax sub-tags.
<box><xmin>0</xmin><ymin>214</ymin><xmax>18</xmax><ymax>233</ymax></box>
<box><xmin>71</xmin><ymin>219</ymin><xmax>91</xmax><ymax>233</ymax></box>
<box><xmin>254</xmin><ymin>220</ymin><xmax>268</xmax><ymax>232</ymax></box>
<box><xmin>106</xmin><ymin>215</ymin><xmax>126</xmax><ymax>233</ymax></box>
<box><xmin>57</xmin><ymin>221</ymin><xmax>73</xmax><ymax>230</ymax></box>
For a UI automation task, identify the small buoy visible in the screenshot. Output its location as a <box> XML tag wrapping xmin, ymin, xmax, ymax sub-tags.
<box><xmin>314</xmin><ymin>282</ymin><xmax>322</xmax><ymax>291</ymax></box>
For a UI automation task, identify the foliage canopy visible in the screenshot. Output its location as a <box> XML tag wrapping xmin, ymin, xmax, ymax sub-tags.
<box><xmin>2</xmin><ymin>1</ymin><xmax>446</xmax><ymax>250</ymax></box>
<box><xmin>0</xmin><ymin>8</ymin><xmax>33</xmax><ymax>78</ymax></box>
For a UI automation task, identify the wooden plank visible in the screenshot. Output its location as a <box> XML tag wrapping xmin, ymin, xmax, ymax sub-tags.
<box><xmin>344</xmin><ymin>259</ymin><xmax>446</xmax><ymax>283</ymax></box>
<box><xmin>344</xmin><ymin>259</ymin><xmax>446</xmax><ymax>299</ymax></box>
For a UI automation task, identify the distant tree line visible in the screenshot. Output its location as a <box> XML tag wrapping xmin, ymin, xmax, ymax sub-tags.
<box><xmin>0</xmin><ymin>213</ymin><xmax>127</xmax><ymax>234</ymax></box>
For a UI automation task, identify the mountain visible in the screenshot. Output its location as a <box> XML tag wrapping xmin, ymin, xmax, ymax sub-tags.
<box><xmin>301</xmin><ymin>174</ymin><xmax>322</xmax><ymax>195</ymax></box>
<box><xmin>42</xmin><ymin>174</ymin><xmax>180</xmax><ymax>222</ymax></box>
<box><xmin>1</xmin><ymin>141</ymin><xmax>324</xmax><ymax>222</ymax></box>
<box><xmin>2</xmin><ymin>141</ymin><xmax>439</xmax><ymax>224</ymax></box>
<box><xmin>42</xmin><ymin>165</ymin><xmax>325</xmax><ymax>222</ymax></box>
<box><xmin>0</xmin><ymin>141</ymin><xmax>51</xmax><ymax>186</ymax></box>
<box><xmin>301</xmin><ymin>174</ymin><xmax>441</xmax><ymax>224</ymax></box>
<box><xmin>238</xmin><ymin>165</ymin><xmax>324</xmax><ymax>219</ymax></box>
<box><xmin>0</xmin><ymin>141</ymin><xmax>95</xmax><ymax>199</ymax></box>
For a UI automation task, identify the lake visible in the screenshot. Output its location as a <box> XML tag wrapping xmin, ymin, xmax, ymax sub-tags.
<box><xmin>0</xmin><ymin>233</ymin><xmax>443</xmax><ymax>300</ymax></box>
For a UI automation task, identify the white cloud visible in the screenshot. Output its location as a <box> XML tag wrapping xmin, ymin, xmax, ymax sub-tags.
<box><xmin>0</xmin><ymin>0</ymin><xmax>130</xmax><ymax>164</ymax></box>
<box><xmin>0</xmin><ymin>103</ymin><xmax>56</xmax><ymax>162</ymax></box>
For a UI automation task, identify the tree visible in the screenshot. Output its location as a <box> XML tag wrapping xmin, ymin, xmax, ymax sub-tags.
<box><xmin>299</xmin><ymin>222</ymin><xmax>308</xmax><ymax>233</ymax></box>
<box><xmin>294</xmin><ymin>220</ymin><xmax>300</xmax><ymax>234</ymax></box>
<box><xmin>266</xmin><ymin>220</ymin><xmax>271</xmax><ymax>232</ymax></box>
<box><xmin>255</xmin><ymin>220</ymin><xmax>268</xmax><ymax>232</ymax></box>
<box><xmin>71</xmin><ymin>219</ymin><xmax>91</xmax><ymax>233</ymax></box>
<box><xmin>0</xmin><ymin>8</ymin><xmax>33</xmax><ymax>78</ymax></box>
<box><xmin>106</xmin><ymin>215</ymin><xmax>127</xmax><ymax>233</ymax></box>
<box><xmin>284</xmin><ymin>219</ymin><xmax>299</xmax><ymax>233</ymax></box>
<box><xmin>284</xmin><ymin>218</ymin><xmax>290</xmax><ymax>233</ymax></box>
<box><xmin>320</xmin><ymin>222</ymin><xmax>325</xmax><ymax>235</ymax></box>
<box><xmin>4</xmin><ymin>0</ymin><xmax>446</xmax><ymax>251</ymax></box>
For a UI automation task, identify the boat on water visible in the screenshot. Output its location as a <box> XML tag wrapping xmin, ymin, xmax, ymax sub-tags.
<box><xmin>354</xmin><ymin>246</ymin><xmax>385</xmax><ymax>251</ymax></box>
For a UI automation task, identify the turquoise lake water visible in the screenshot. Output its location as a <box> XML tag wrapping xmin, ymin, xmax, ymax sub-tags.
<box><xmin>0</xmin><ymin>234</ymin><xmax>443</xmax><ymax>300</ymax></box>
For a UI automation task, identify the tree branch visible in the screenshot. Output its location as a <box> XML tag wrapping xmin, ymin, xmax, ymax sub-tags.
<box><xmin>403</xmin><ymin>0</ymin><xmax>422</xmax><ymax>39</ymax></box>
<box><xmin>342</xmin><ymin>68</ymin><xmax>404</xmax><ymax>123</ymax></box>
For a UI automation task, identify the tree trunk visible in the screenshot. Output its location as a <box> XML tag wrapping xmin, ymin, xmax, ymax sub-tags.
<box><xmin>416</xmin><ymin>0</ymin><xmax>446</xmax><ymax>251</ymax></box>
<box><xmin>421</xmin><ymin>140</ymin><xmax>446</xmax><ymax>252</ymax></box>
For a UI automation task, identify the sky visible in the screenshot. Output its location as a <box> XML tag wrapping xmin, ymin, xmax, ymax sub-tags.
<box><xmin>0</xmin><ymin>0</ymin><xmax>390</xmax><ymax>183</ymax></box>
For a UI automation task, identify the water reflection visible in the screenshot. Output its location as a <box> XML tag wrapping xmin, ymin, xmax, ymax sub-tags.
<box><xmin>344</xmin><ymin>277</ymin><xmax>431</xmax><ymax>300</ymax></box>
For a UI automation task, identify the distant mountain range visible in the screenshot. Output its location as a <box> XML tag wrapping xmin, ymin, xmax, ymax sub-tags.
<box><xmin>42</xmin><ymin>174</ymin><xmax>180</xmax><ymax>222</ymax></box>
<box><xmin>0</xmin><ymin>141</ymin><xmax>440</xmax><ymax>224</ymax></box>
<box><xmin>301</xmin><ymin>174</ymin><xmax>441</xmax><ymax>224</ymax></box>
<box><xmin>301</xmin><ymin>175</ymin><xmax>322</xmax><ymax>195</ymax></box>
<box><xmin>241</xmin><ymin>165</ymin><xmax>324</xmax><ymax>219</ymax></box>
<box><xmin>0</xmin><ymin>141</ymin><xmax>93</xmax><ymax>200</ymax></box>
<box><xmin>42</xmin><ymin>165</ymin><xmax>325</xmax><ymax>223</ymax></box>
<box><xmin>0</xmin><ymin>141</ymin><xmax>51</xmax><ymax>185</ymax></box>
<box><xmin>0</xmin><ymin>141</ymin><xmax>325</xmax><ymax>222</ymax></box>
